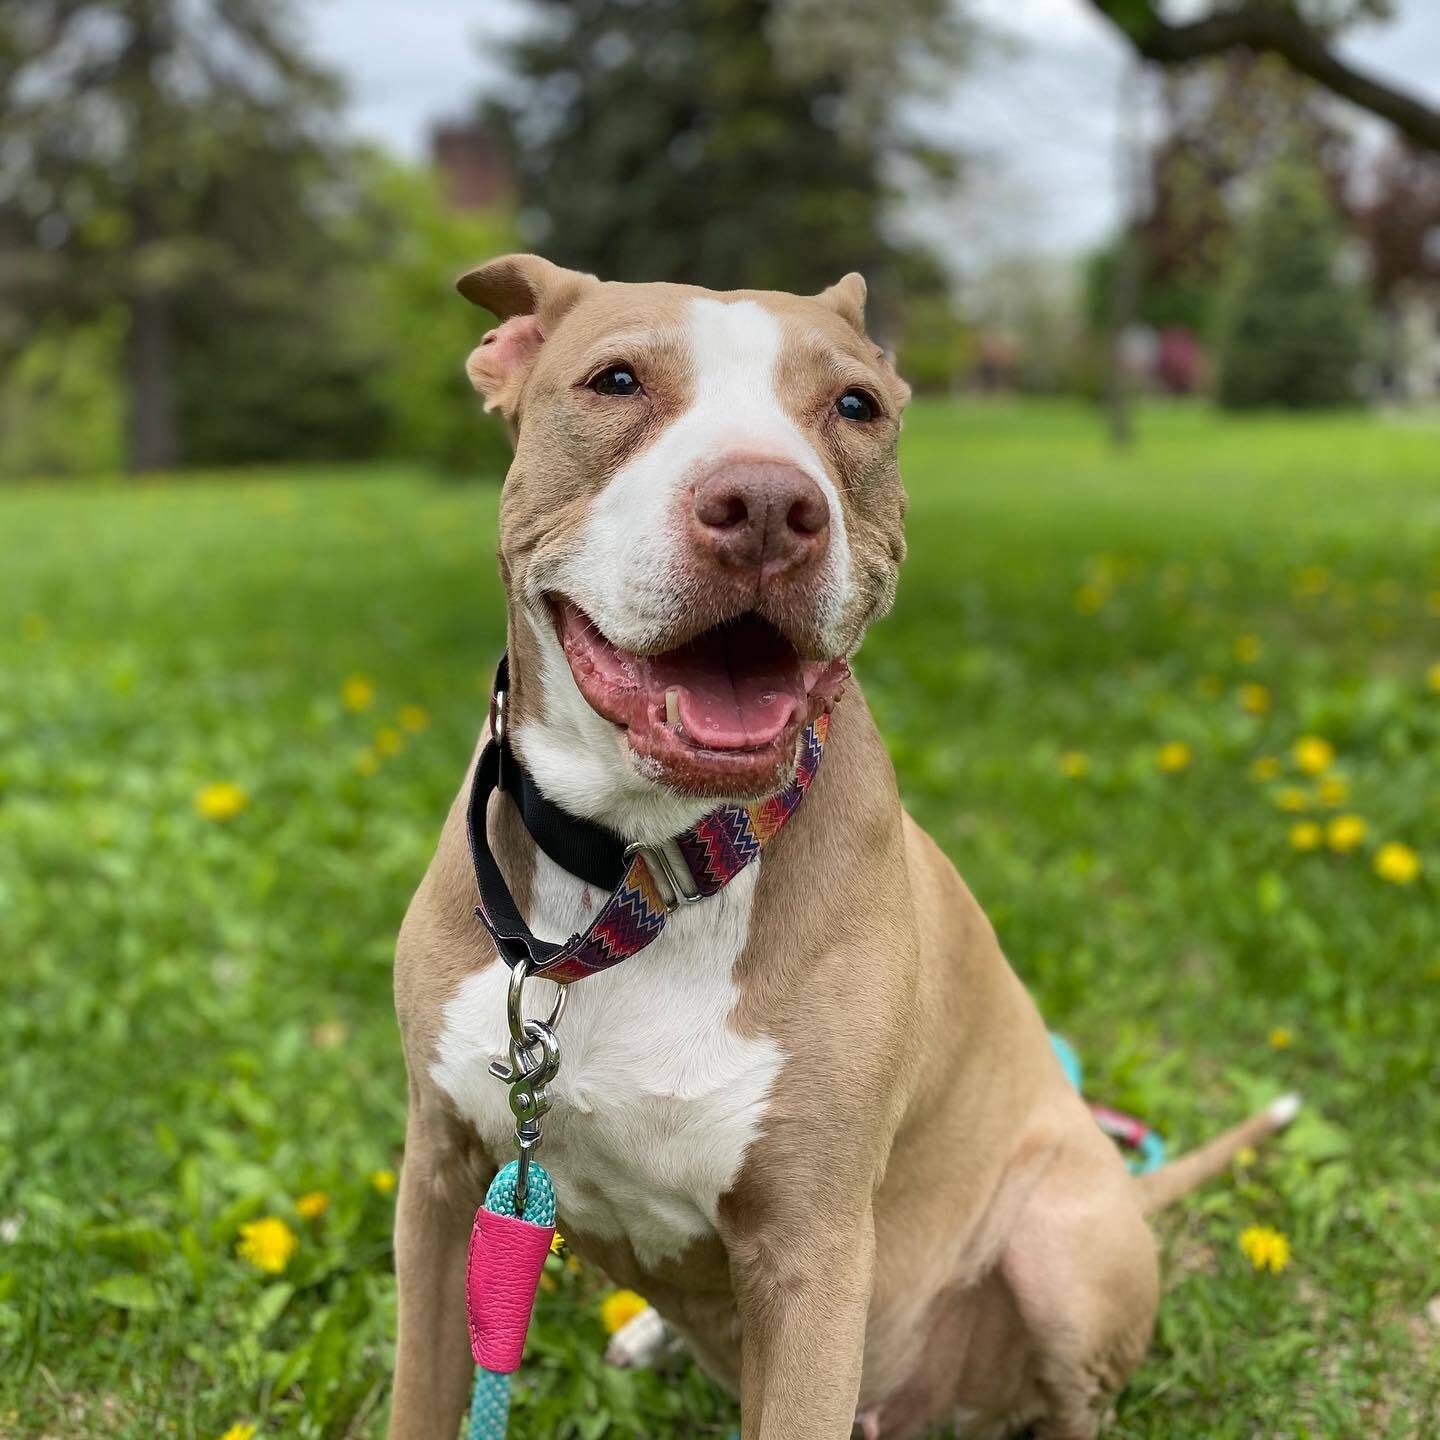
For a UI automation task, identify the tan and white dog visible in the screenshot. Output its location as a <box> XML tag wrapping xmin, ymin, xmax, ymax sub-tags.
<box><xmin>389</xmin><ymin>255</ymin><xmax>1296</xmax><ymax>1440</ymax></box>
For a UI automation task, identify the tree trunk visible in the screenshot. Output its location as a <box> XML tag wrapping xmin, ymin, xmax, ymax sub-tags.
<box><xmin>125</xmin><ymin>287</ymin><xmax>179</xmax><ymax>472</ymax></box>
<box><xmin>1105</xmin><ymin>63</ymin><xmax>1147</xmax><ymax>450</ymax></box>
<box><xmin>1105</xmin><ymin>223</ymin><xmax>1141</xmax><ymax>449</ymax></box>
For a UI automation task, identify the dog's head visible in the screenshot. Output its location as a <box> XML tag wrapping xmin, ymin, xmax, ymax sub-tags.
<box><xmin>461</xmin><ymin>254</ymin><xmax>909</xmax><ymax>826</ymax></box>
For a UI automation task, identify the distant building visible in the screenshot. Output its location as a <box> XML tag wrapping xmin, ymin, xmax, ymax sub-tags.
<box><xmin>430</xmin><ymin>122</ymin><xmax>511</xmax><ymax>211</ymax></box>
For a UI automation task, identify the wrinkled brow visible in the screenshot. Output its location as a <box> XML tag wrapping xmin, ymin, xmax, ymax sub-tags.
<box><xmin>567</xmin><ymin>325</ymin><xmax>691</xmax><ymax>376</ymax></box>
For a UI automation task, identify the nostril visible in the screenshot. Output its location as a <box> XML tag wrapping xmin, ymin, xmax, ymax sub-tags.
<box><xmin>716</xmin><ymin>494</ymin><xmax>747</xmax><ymax>528</ymax></box>
<box><xmin>786</xmin><ymin>489</ymin><xmax>828</xmax><ymax>537</ymax></box>
<box><xmin>695</xmin><ymin>487</ymin><xmax>749</xmax><ymax>531</ymax></box>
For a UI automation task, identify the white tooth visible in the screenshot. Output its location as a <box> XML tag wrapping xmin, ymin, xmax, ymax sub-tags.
<box><xmin>665</xmin><ymin>689</ymin><xmax>680</xmax><ymax>726</ymax></box>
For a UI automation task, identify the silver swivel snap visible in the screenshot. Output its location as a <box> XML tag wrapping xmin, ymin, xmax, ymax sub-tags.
<box><xmin>487</xmin><ymin>958</ymin><xmax>565</xmax><ymax>1211</ymax></box>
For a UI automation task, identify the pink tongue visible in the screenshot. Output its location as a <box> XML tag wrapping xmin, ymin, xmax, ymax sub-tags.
<box><xmin>644</xmin><ymin>618</ymin><xmax>804</xmax><ymax>749</ymax></box>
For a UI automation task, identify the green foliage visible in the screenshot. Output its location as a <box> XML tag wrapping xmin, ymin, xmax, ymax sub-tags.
<box><xmin>1216</xmin><ymin>158</ymin><xmax>1370</xmax><ymax>410</ymax></box>
<box><xmin>174</xmin><ymin>271</ymin><xmax>392</xmax><ymax>469</ymax></box>
<box><xmin>0</xmin><ymin>0</ymin><xmax>353</xmax><ymax>470</ymax></box>
<box><xmin>487</xmin><ymin>0</ymin><xmax>969</xmax><ymax>315</ymax></box>
<box><xmin>3</xmin><ymin>402</ymin><xmax>1440</xmax><ymax>1435</ymax></box>
<box><xmin>0</xmin><ymin>315</ymin><xmax>125</xmax><ymax>478</ymax></box>
<box><xmin>361</xmin><ymin>163</ymin><xmax>516</xmax><ymax>478</ymax></box>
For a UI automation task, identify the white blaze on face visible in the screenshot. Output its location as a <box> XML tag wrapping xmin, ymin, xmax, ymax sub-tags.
<box><xmin>550</xmin><ymin>297</ymin><xmax>853</xmax><ymax>654</ymax></box>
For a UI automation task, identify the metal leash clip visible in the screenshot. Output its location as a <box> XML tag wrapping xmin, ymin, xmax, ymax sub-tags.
<box><xmin>487</xmin><ymin>958</ymin><xmax>566</xmax><ymax>1212</ymax></box>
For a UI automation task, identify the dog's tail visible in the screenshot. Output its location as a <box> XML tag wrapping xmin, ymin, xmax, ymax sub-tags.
<box><xmin>1133</xmin><ymin>1093</ymin><xmax>1301</xmax><ymax>1215</ymax></box>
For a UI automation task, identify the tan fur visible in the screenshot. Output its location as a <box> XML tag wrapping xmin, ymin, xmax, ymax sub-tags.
<box><xmin>389</xmin><ymin>261</ymin><xmax>1285</xmax><ymax>1440</ymax></box>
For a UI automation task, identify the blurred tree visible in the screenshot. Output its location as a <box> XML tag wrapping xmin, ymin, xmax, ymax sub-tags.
<box><xmin>361</xmin><ymin>160</ymin><xmax>517</xmax><ymax>477</ymax></box>
<box><xmin>0</xmin><ymin>0</ymin><xmax>353</xmax><ymax>471</ymax></box>
<box><xmin>1359</xmin><ymin>142</ymin><xmax>1440</xmax><ymax>304</ymax></box>
<box><xmin>1138</xmin><ymin>54</ymin><xmax>1354</xmax><ymax>333</ymax></box>
<box><xmin>1085</xmin><ymin>1</ymin><xmax>1440</xmax><ymax>153</ymax></box>
<box><xmin>1215</xmin><ymin>155</ymin><xmax>1369</xmax><ymax>409</ymax></box>
<box><xmin>1082</xmin><ymin>54</ymin><xmax>1357</xmax><ymax>342</ymax></box>
<box><xmin>1356</xmin><ymin>142</ymin><xmax>1440</xmax><ymax>399</ymax></box>
<box><xmin>482</xmin><ymin>0</ymin><xmax>970</xmax><ymax>321</ymax></box>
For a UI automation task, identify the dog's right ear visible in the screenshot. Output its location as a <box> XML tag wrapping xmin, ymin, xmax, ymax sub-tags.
<box><xmin>458</xmin><ymin>254</ymin><xmax>597</xmax><ymax>417</ymax></box>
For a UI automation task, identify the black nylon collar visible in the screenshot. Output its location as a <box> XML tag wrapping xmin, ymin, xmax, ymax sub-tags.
<box><xmin>488</xmin><ymin>654</ymin><xmax>630</xmax><ymax>892</ymax></box>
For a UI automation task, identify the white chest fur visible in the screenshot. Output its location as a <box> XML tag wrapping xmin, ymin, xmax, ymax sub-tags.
<box><xmin>431</xmin><ymin>854</ymin><xmax>782</xmax><ymax>1267</ymax></box>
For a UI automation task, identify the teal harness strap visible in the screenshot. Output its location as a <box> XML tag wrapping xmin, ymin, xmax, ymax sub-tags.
<box><xmin>467</xmin><ymin>1161</ymin><xmax>557</xmax><ymax>1440</ymax></box>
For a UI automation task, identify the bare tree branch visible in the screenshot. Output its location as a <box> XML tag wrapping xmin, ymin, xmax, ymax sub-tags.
<box><xmin>1086</xmin><ymin>0</ymin><xmax>1440</xmax><ymax>152</ymax></box>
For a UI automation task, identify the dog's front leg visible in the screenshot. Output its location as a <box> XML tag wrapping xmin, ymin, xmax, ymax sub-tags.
<box><xmin>387</xmin><ymin>1097</ymin><xmax>488</xmax><ymax>1440</ymax></box>
<box><xmin>729</xmin><ymin>1203</ymin><xmax>876</xmax><ymax>1440</ymax></box>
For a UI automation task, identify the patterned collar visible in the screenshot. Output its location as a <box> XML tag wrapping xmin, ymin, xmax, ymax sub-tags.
<box><xmin>466</xmin><ymin>654</ymin><xmax>828</xmax><ymax>984</ymax></box>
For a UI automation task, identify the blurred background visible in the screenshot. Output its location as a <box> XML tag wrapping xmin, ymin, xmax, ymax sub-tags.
<box><xmin>1</xmin><ymin>0</ymin><xmax>1438</xmax><ymax>479</ymax></box>
<box><xmin>4</xmin><ymin>4</ymin><xmax>1440</xmax><ymax>1439</ymax></box>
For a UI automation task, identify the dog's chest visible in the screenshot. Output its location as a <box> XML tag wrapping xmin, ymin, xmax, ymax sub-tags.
<box><xmin>431</xmin><ymin>858</ymin><xmax>781</xmax><ymax>1268</ymax></box>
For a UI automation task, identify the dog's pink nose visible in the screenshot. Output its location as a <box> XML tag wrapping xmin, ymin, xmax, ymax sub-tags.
<box><xmin>690</xmin><ymin>461</ymin><xmax>829</xmax><ymax>577</ymax></box>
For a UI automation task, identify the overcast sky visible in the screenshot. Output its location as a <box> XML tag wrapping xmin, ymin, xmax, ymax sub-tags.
<box><xmin>302</xmin><ymin>0</ymin><xmax>1440</xmax><ymax>265</ymax></box>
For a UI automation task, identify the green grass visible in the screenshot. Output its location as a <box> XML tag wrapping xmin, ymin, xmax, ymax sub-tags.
<box><xmin>3</xmin><ymin>399</ymin><xmax>1439</xmax><ymax>1439</ymax></box>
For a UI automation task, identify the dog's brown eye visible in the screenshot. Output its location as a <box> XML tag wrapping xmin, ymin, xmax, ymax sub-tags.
<box><xmin>835</xmin><ymin>389</ymin><xmax>875</xmax><ymax>422</ymax></box>
<box><xmin>591</xmin><ymin>365</ymin><xmax>641</xmax><ymax>397</ymax></box>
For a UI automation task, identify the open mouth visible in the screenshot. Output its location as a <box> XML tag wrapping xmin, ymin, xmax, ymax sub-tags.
<box><xmin>549</xmin><ymin>598</ymin><xmax>849</xmax><ymax>795</ymax></box>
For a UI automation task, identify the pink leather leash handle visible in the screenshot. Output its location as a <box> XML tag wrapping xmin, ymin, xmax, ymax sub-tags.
<box><xmin>466</xmin><ymin>1202</ymin><xmax>556</xmax><ymax>1373</ymax></box>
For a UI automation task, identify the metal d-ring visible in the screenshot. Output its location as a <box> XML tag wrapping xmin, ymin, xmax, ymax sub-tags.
<box><xmin>506</xmin><ymin>956</ymin><xmax>566</xmax><ymax>1048</ymax></box>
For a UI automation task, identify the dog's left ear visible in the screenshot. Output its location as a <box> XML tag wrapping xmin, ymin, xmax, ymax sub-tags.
<box><xmin>458</xmin><ymin>253</ymin><xmax>598</xmax><ymax>418</ymax></box>
<box><xmin>814</xmin><ymin>272</ymin><xmax>868</xmax><ymax>333</ymax></box>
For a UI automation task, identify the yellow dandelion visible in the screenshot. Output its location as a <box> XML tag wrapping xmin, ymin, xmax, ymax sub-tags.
<box><xmin>1427</xmin><ymin>662</ymin><xmax>1440</xmax><ymax>694</ymax></box>
<box><xmin>1249</xmin><ymin>756</ymin><xmax>1280</xmax><ymax>782</ymax></box>
<box><xmin>311</xmin><ymin>1019</ymin><xmax>347</xmax><ymax>1049</ymax></box>
<box><xmin>1291</xmin><ymin>565</ymin><xmax>1330</xmax><ymax>598</ymax></box>
<box><xmin>341</xmin><ymin>673</ymin><xmax>375</xmax><ymax>712</ymax></box>
<box><xmin>1234</xmin><ymin>1144</ymin><xmax>1258</xmax><ymax>1168</ymax></box>
<box><xmin>370</xmin><ymin>1168</ymin><xmax>397</xmax><ymax>1195</ymax></box>
<box><xmin>1156</xmin><ymin>741</ymin><xmax>1192</xmax><ymax>775</ymax></box>
<box><xmin>1239</xmin><ymin>683</ymin><xmax>1271</xmax><ymax>715</ymax></box>
<box><xmin>1196</xmin><ymin>674</ymin><xmax>1223</xmax><ymax>700</ymax></box>
<box><xmin>398</xmin><ymin>704</ymin><xmax>430</xmax><ymax>733</ymax></box>
<box><xmin>236</xmin><ymin>1217</ymin><xmax>298</xmax><ymax>1275</ymax></box>
<box><xmin>354</xmin><ymin>748</ymin><xmax>380</xmax><ymax>777</ymax></box>
<box><xmin>599</xmin><ymin>1289</ymin><xmax>649</xmax><ymax>1335</ymax></box>
<box><xmin>295</xmin><ymin>1191</ymin><xmax>330</xmax><ymax>1221</ymax></box>
<box><xmin>1234</xmin><ymin>635</ymin><xmax>1263</xmax><ymax>664</ymax></box>
<box><xmin>1268</xmin><ymin>1026</ymin><xmax>1294</xmax><ymax>1049</ymax></box>
<box><xmin>20</xmin><ymin>612</ymin><xmax>49</xmax><ymax>642</ymax></box>
<box><xmin>1317</xmin><ymin>775</ymin><xmax>1349</xmax><ymax>807</ymax></box>
<box><xmin>1326</xmin><ymin>814</ymin><xmax>1367</xmax><ymax>854</ymax></box>
<box><xmin>218</xmin><ymin>1425</ymin><xmax>257</xmax><ymax>1440</ymax></box>
<box><xmin>195</xmin><ymin>782</ymin><xmax>249</xmax><ymax>822</ymax></box>
<box><xmin>1288</xmin><ymin>822</ymin><xmax>1321</xmax><ymax>853</ymax></box>
<box><xmin>1293</xmin><ymin>736</ymin><xmax>1335</xmax><ymax>776</ymax></box>
<box><xmin>549</xmin><ymin>1231</ymin><xmax>567</xmax><ymax>1256</ymax></box>
<box><xmin>1275</xmin><ymin>787</ymin><xmax>1310</xmax><ymax>813</ymax></box>
<box><xmin>1374</xmin><ymin>842</ymin><xmax>1421</xmax><ymax>886</ymax></box>
<box><xmin>1239</xmin><ymin>1224</ymin><xmax>1291</xmax><ymax>1274</ymax></box>
<box><xmin>374</xmin><ymin>727</ymin><xmax>404</xmax><ymax>758</ymax></box>
<box><xmin>1074</xmin><ymin>583</ymin><xmax>1108</xmax><ymax>615</ymax></box>
<box><xmin>1058</xmin><ymin>750</ymin><xmax>1090</xmax><ymax>780</ymax></box>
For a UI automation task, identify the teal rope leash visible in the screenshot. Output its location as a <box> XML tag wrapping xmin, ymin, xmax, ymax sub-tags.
<box><xmin>467</xmin><ymin>1160</ymin><xmax>557</xmax><ymax>1440</ymax></box>
<box><xmin>1049</xmin><ymin>1033</ymin><xmax>1167</xmax><ymax>1174</ymax></box>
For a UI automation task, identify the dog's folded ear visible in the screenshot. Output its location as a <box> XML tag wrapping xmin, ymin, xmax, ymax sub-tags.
<box><xmin>457</xmin><ymin>253</ymin><xmax>596</xmax><ymax>327</ymax></box>
<box><xmin>458</xmin><ymin>254</ymin><xmax>598</xmax><ymax>420</ymax></box>
<box><xmin>814</xmin><ymin>272</ymin><xmax>868</xmax><ymax>333</ymax></box>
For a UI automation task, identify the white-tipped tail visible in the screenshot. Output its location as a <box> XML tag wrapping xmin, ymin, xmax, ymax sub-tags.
<box><xmin>1135</xmin><ymin>1095</ymin><xmax>1300</xmax><ymax>1214</ymax></box>
<box><xmin>1268</xmin><ymin>1091</ymin><xmax>1303</xmax><ymax>1127</ymax></box>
